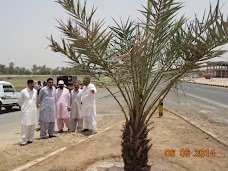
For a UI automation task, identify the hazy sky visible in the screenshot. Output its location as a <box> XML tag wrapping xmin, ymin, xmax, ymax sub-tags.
<box><xmin>0</xmin><ymin>0</ymin><xmax>227</xmax><ymax>69</ymax></box>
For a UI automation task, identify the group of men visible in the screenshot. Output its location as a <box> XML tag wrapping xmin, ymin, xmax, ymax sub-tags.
<box><xmin>17</xmin><ymin>77</ymin><xmax>97</xmax><ymax>146</ymax></box>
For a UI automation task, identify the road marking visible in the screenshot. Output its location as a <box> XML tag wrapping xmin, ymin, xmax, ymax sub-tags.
<box><xmin>11</xmin><ymin>120</ymin><xmax>125</xmax><ymax>171</ymax></box>
<box><xmin>181</xmin><ymin>92</ymin><xmax>228</xmax><ymax>109</ymax></box>
<box><xmin>187</xmin><ymin>86</ymin><xmax>227</xmax><ymax>96</ymax></box>
<box><xmin>159</xmin><ymin>84</ymin><xmax>228</xmax><ymax>108</ymax></box>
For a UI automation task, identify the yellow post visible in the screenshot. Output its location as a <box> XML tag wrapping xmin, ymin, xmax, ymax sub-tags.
<box><xmin>159</xmin><ymin>99</ymin><xmax>163</xmax><ymax>117</ymax></box>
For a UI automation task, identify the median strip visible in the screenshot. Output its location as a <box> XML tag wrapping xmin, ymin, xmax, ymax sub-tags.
<box><xmin>11</xmin><ymin>120</ymin><xmax>125</xmax><ymax>171</ymax></box>
<box><xmin>187</xmin><ymin>81</ymin><xmax>228</xmax><ymax>88</ymax></box>
<box><xmin>11</xmin><ymin>147</ymin><xmax>67</xmax><ymax>171</ymax></box>
<box><xmin>165</xmin><ymin>109</ymin><xmax>228</xmax><ymax>148</ymax></box>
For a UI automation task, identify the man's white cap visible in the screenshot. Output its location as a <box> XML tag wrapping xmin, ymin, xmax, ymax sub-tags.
<box><xmin>58</xmin><ymin>80</ymin><xmax>64</xmax><ymax>85</ymax></box>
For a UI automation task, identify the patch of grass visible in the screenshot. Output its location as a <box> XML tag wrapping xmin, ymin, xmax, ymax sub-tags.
<box><xmin>1</xmin><ymin>75</ymin><xmax>113</xmax><ymax>91</ymax></box>
<box><xmin>1</xmin><ymin>76</ymin><xmax>57</xmax><ymax>91</ymax></box>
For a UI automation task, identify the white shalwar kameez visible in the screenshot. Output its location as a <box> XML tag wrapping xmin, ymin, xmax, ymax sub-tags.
<box><xmin>81</xmin><ymin>83</ymin><xmax>97</xmax><ymax>132</ymax></box>
<box><xmin>69</xmin><ymin>88</ymin><xmax>83</xmax><ymax>131</ymax></box>
<box><xmin>18</xmin><ymin>88</ymin><xmax>37</xmax><ymax>145</ymax></box>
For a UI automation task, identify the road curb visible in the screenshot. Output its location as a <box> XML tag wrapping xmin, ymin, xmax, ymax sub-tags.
<box><xmin>11</xmin><ymin>120</ymin><xmax>125</xmax><ymax>171</ymax></box>
<box><xmin>10</xmin><ymin>109</ymin><xmax>228</xmax><ymax>171</ymax></box>
<box><xmin>165</xmin><ymin>109</ymin><xmax>228</xmax><ymax>148</ymax></box>
<box><xmin>11</xmin><ymin>147</ymin><xmax>67</xmax><ymax>171</ymax></box>
<box><xmin>186</xmin><ymin>81</ymin><xmax>228</xmax><ymax>88</ymax></box>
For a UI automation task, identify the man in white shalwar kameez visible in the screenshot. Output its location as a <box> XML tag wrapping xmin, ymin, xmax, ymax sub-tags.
<box><xmin>69</xmin><ymin>81</ymin><xmax>83</xmax><ymax>132</ymax></box>
<box><xmin>35</xmin><ymin>81</ymin><xmax>42</xmax><ymax>131</ymax></box>
<box><xmin>56</xmin><ymin>80</ymin><xmax>71</xmax><ymax>133</ymax></box>
<box><xmin>81</xmin><ymin>77</ymin><xmax>97</xmax><ymax>134</ymax></box>
<box><xmin>38</xmin><ymin>78</ymin><xmax>57</xmax><ymax>139</ymax></box>
<box><xmin>18</xmin><ymin>80</ymin><xmax>37</xmax><ymax>146</ymax></box>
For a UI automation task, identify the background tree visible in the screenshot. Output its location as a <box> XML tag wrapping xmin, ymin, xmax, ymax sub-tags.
<box><xmin>14</xmin><ymin>66</ymin><xmax>20</xmax><ymax>75</ymax></box>
<box><xmin>24</xmin><ymin>69</ymin><xmax>31</xmax><ymax>75</ymax></box>
<box><xmin>8</xmin><ymin>62</ymin><xmax>15</xmax><ymax>75</ymax></box>
<box><xmin>0</xmin><ymin>65</ymin><xmax>6</xmax><ymax>75</ymax></box>
<box><xmin>51</xmin><ymin>67</ymin><xmax>60</xmax><ymax>75</ymax></box>
<box><xmin>0</xmin><ymin>62</ymin><xmax>83</xmax><ymax>75</ymax></box>
<box><xmin>49</xmin><ymin>0</ymin><xmax>228</xmax><ymax>170</ymax></box>
<box><xmin>31</xmin><ymin>64</ymin><xmax>38</xmax><ymax>75</ymax></box>
<box><xmin>18</xmin><ymin>67</ymin><xmax>26</xmax><ymax>75</ymax></box>
<box><xmin>39</xmin><ymin>65</ymin><xmax>51</xmax><ymax>75</ymax></box>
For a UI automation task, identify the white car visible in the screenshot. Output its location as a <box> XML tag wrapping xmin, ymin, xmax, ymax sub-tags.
<box><xmin>0</xmin><ymin>81</ymin><xmax>20</xmax><ymax>112</ymax></box>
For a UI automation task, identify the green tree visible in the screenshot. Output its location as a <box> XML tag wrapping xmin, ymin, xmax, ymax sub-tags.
<box><xmin>8</xmin><ymin>62</ymin><xmax>15</xmax><ymax>75</ymax></box>
<box><xmin>49</xmin><ymin>0</ymin><xmax>228</xmax><ymax>170</ymax></box>
<box><xmin>39</xmin><ymin>65</ymin><xmax>51</xmax><ymax>75</ymax></box>
<box><xmin>18</xmin><ymin>67</ymin><xmax>26</xmax><ymax>75</ymax></box>
<box><xmin>14</xmin><ymin>66</ymin><xmax>20</xmax><ymax>75</ymax></box>
<box><xmin>24</xmin><ymin>69</ymin><xmax>31</xmax><ymax>75</ymax></box>
<box><xmin>51</xmin><ymin>68</ymin><xmax>59</xmax><ymax>75</ymax></box>
<box><xmin>0</xmin><ymin>64</ymin><xmax>6</xmax><ymax>74</ymax></box>
<box><xmin>31</xmin><ymin>64</ymin><xmax>38</xmax><ymax>75</ymax></box>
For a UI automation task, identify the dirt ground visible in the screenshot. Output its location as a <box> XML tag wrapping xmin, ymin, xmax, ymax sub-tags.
<box><xmin>0</xmin><ymin>87</ymin><xmax>227</xmax><ymax>171</ymax></box>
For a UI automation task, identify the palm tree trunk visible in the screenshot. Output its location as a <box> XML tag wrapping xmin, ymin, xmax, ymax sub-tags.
<box><xmin>122</xmin><ymin>116</ymin><xmax>151</xmax><ymax>171</ymax></box>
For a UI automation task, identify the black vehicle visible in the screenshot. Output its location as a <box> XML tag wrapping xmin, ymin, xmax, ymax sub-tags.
<box><xmin>57</xmin><ymin>76</ymin><xmax>77</xmax><ymax>90</ymax></box>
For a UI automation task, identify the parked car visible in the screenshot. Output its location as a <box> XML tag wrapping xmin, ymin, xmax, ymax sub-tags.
<box><xmin>0</xmin><ymin>81</ymin><xmax>20</xmax><ymax>112</ymax></box>
<box><xmin>57</xmin><ymin>75</ymin><xmax>77</xmax><ymax>90</ymax></box>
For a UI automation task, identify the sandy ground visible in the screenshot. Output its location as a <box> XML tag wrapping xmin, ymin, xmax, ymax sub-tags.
<box><xmin>25</xmin><ymin>112</ymin><xmax>228</xmax><ymax>171</ymax></box>
<box><xmin>0</xmin><ymin>87</ymin><xmax>227</xmax><ymax>171</ymax></box>
<box><xmin>189</xmin><ymin>78</ymin><xmax>228</xmax><ymax>86</ymax></box>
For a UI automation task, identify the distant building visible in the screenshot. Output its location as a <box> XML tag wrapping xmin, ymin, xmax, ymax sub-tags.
<box><xmin>206</xmin><ymin>61</ymin><xmax>228</xmax><ymax>78</ymax></box>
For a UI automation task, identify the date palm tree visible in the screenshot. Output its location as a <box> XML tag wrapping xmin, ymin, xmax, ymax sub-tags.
<box><xmin>49</xmin><ymin>0</ymin><xmax>228</xmax><ymax>170</ymax></box>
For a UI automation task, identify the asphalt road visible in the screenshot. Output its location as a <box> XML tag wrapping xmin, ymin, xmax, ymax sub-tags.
<box><xmin>0</xmin><ymin>89</ymin><xmax>122</xmax><ymax>134</ymax></box>
<box><xmin>0</xmin><ymin>108</ymin><xmax>21</xmax><ymax>133</ymax></box>
<box><xmin>164</xmin><ymin>83</ymin><xmax>228</xmax><ymax>125</ymax></box>
<box><xmin>0</xmin><ymin>83</ymin><xmax>227</xmax><ymax>134</ymax></box>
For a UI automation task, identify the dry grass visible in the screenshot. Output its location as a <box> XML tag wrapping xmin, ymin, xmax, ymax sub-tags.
<box><xmin>1</xmin><ymin>76</ymin><xmax>57</xmax><ymax>91</ymax></box>
<box><xmin>0</xmin><ymin>75</ymin><xmax>109</xmax><ymax>91</ymax></box>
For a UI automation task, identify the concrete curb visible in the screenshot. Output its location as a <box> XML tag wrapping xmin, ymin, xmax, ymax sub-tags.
<box><xmin>11</xmin><ymin>120</ymin><xmax>125</xmax><ymax>171</ymax></box>
<box><xmin>186</xmin><ymin>81</ymin><xmax>228</xmax><ymax>88</ymax></box>
<box><xmin>11</xmin><ymin>147</ymin><xmax>67</xmax><ymax>171</ymax></box>
<box><xmin>164</xmin><ymin>109</ymin><xmax>228</xmax><ymax>148</ymax></box>
<box><xmin>11</xmin><ymin>109</ymin><xmax>228</xmax><ymax>171</ymax></box>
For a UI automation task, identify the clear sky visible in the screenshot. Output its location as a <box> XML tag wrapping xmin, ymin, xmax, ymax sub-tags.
<box><xmin>0</xmin><ymin>0</ymin><xmax>227</xmax><ymax>69</ymax></box>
